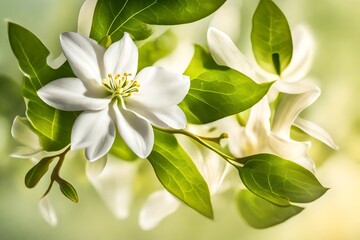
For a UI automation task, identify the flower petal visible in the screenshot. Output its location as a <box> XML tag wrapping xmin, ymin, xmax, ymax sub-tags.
<box><xmin>125</xmin><ymin>103</ymin><xmax>186</xmax><ymax>129</ymax></box>
<box><xmin>139</xmin><ymin>190</ymin><xmax>181</xmax><ymax>230</ymax></box>
<box><xmin>294</xmin><ymin>117</ymin><xmax>339</xmax><ymax>150</ymax></box>
<box><xmin>207</xmin><ymin>27</ymin><xmax>254</xmax><ymax>77</ymax></box>
<box><xmin>39</xmin><ymin>197</ymin><xmax>58</xmax><ymax>226</ymax></box>
<box><xmin>87</xmin><ymin>155</ymin><xmax>139</xmax><ymax>219</ymax></box>
<box><xmin>77</xmin><ymin>0</ymin><xmax>97</xmax><ymax>36</ymax></box>
<box><xmin>111</xmin><ymin>101</ymin><xmax>154</xmax><ymax>158</ymax></box>
<box><xmin>86</xmin><ymin>155</ymin><xmax>108</xmax><ymax>177</ymax></box>
<box><xmin>273</xmin><ymin>78</ymin><xmax>319</xmax><ymax>94</ymax></box>
<box><xmin>293</xmin><ymin>154</ymin><xmax>316</xmax><ymax>174</ymax></box>
<box><xmin>60</xmin><ymin>32</ymin><xmax>105</xmax><ymax>86</ymax></box>
<box><xmin>104</xmin><ymin>33</ymin><xmax>138</xmax><ymax>77</ymax></box>
<box><xmin>281</xmin><ymin>25</ymin><xmax>315</xmax><ymax>82</ymax></box>
<box><xmin>38</xmin><ymin>78</ymin><xmax>110</xmax><ymax>111</ymax></box>
<box><xmin>129</xmin><ymin>67</ymin><xmax>190</xmax><ymax>109</ymax></box>
<box><xmin>268</xmin><ymin>132</ymin><xmax>311</xmax><ymax>160</ymax></box>
<box><xmin>245</xmin><ymin>98</ymin><xmax>271</xmax><ymax>148</ymax></box>
<box><xmin>71</xmin><ymin>107</ymin><xmax>116</xmax><ymax>161</ymax></box>
<box><xmin>272</xmin><ymin>87</ymin><xmax>321</xmax><ymax>137</ymax></box>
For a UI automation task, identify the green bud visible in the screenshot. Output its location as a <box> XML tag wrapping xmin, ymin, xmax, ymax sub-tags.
<box><xmin>25</xmin><ymin>157</ymin><xmax>53</xmax><ymax>188</ymax></box>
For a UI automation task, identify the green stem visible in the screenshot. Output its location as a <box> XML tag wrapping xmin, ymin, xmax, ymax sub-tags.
<box><xmin>154</xmin><ymin>126</ymin><xmax>238</xmax><ymax>166</ymax></box>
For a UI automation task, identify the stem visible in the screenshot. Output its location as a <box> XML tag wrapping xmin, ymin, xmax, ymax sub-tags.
<box><xmin>51</xmin><ymin>147</ymin><xmax>70</xmax><ymax>181</ymax></box>
<box><xmin>41</xmin><ymin>146</ymin><xmax>71</xmax><ymax>198</ymax></box>
<box><xmin>154</xmin><ymin>126</ymin><xmax>238</xmax><ymax>167</ymax></box>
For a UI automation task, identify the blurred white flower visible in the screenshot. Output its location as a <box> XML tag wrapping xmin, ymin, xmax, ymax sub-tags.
<box><xmin>86</xmin><ymin>155</ymin><xmax>140</xmax><ymax>219</ymax></box>
<box><xmin>38</xmin><ymin>196</ymin><xmax>58</xmax><ymax>226</ymax></box>
<box><xmin>38</xmin><ymin>32</ymin><xmax>190</xmax><ymax>161</ymax></box>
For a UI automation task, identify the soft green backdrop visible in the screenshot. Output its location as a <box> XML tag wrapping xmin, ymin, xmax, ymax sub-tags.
<box><xmin>1</xmin><ymin>0</ymin><xmax>360</xmax><ymax>239</ymax></box>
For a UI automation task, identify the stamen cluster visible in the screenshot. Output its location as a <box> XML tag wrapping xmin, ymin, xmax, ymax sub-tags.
<box><xmin>102</xmin><ymin>73</ymin><xmax>140</xmax><ymax>99</ymax></box>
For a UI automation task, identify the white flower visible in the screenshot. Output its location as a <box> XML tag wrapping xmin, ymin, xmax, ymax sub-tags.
<box><xmin>38</xmin><ymin>32</ymin><xmax>190</xmax><ymax>161</ymax></box>
<box><xmin>207</xmin><ymin>26</ymin><xmax>337</xmax><ymax>172</ymax></box>
<box><xmin>218</xmin><ymin>85</ymin><xmax>338</xmax><ymax>173</ymax></box>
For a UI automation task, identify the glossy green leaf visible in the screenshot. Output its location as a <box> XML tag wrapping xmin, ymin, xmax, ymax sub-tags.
<box><xmin>90</xmin><ymin>0</ymin><xmax>226</xmax><ymax>42</ymax></box>
<box><xmin>180</xmin><ymin>69</ymin><xmax>272</xmax><ymax>124</ymax></box>
<box><xmin>138</xmin><ymin>30</ymin><xmax>177</xmax><ymax>71</ymax></box>
<box><xmin>251</xmin><ymin>0</ymin><xmax>293</xmax><ymax>75</ymax></box>
<box><xmin>237</xmin><ymin>190</ymin><xmax>303</xmax><ymax>229</ymax></box>
<box><xmin>8</xmin><ymin>22</ymin><xmax>77</xmax><ymax>151</ymax></box>
<box><xmin>58</xmin><ymin>178</ymin><xmax>79</xmax><ymax>203</ymax></box>
<box><xmin>25</xmin><ymin>157</ymin><xmax>54</xmax><ymax>188</ymax></box>
<box><xmin>147</xmin><ymin>130</ymin><xmax>213</xmax><ymax>219</ymax></box>
<box><xmin>238</xmin><ymin>154</ymin><xmax>328</xmax><ymax>206</ymax></box>
<box><xmin>180</xmin><ymin>45</ymin><xmax>272</xmax><ymax>124</ymax></box>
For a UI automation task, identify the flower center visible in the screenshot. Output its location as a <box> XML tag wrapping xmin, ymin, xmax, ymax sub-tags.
<box><xmin>102</xmin><ymin>73</ymin><xmax>140</xmax><ymax>99</ymax></box>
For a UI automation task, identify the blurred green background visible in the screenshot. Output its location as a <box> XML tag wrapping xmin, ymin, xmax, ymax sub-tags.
<box><xmin>1</xmin><ymin>0</ymin><xmax>360</xmax><ymax>239</ymax></box>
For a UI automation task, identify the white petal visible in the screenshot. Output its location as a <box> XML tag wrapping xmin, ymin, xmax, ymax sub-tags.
<box><xmin>11</xmin><ymin>116</ymin><xmax>41</xmax><ymax>150</ymax></box>
<box><xmin>244</xmin><ymin>97</ymin><xmax>271</xmax><ymax>152</ymax></box>
<box><xmin>200</xmin><ymin>149</ymin><xmax>231</xmax><ymax>194</ymax></box>
<box><xmin>177</xmin><ymin>126</ymin><xmax>233</xmax><ymax>194</ymax></box>
<box><xmin>129</xmin><ymin>67</ymin><xmax>190</xmax><ymax>109</ymax></box>
<box><xmin>60</xmin><ymin>32</ymin><xmax>105</xmax><ymax>86</ymax></box>
<box><xmin>268</xmin><ymin>133</ymin><xmax>311</xmax><ymax>160</ymax></box>
<box><xmin>272</xmin><ymin>87</ymin><xmax>321</xmax><ymax>137</ymax></box>
<box><xmin>111</xmin><ymin>101</ymin><xmax>154</xmax><ymax>158</ymax></box>
<box><xmin>292</xmin><ymin>154</ymin><xmax>316</xmax><ymax>174</ymax></box>
<box><xmin>294</xmin><ymin>117</ymin><xmax>339</xmax><ymax>150</ymax></box>
<box><xmin>207</xmin><ymin>27</ymin><xmax>254</xmax><ymax>77</ymax></box>
<box><xmin>39</xmin><ymin>197</ymin><xmax>58</xmax><ymax>226</ymax></box>
<box><xmin>281</xmin><ymin>25</ymin><xmax>315</xmax><ymax>82</ymax></box>
<box><xmin>104</xmin><ymin>33</ymin><xmax>138</xmax><ymax>77</ymax></box>
<box><xmin>126</xmin><ymin>103</ymin><xmax>186</xmax><ymax>129</ymax></box>
<box><xmin>77</xmin><ymin>0</ymin><xmax>97</xmax><ymax>36</ymax></box>
<box><xmin>273</xmin><ymin>79</ymin><xmax>319</xmax><ymax>94</ymax></box>
<box><xmin>87</xmin><ymin>155</ymin><xmax>139</xmax><ymax>219</ymax></box>
<box><xmin>38</xmin><ymin>78</ymin><xmax>110</xmax><ymax>111</ymax></box>
<box><xmin>86</xmin><ymin>155</ymin><xmax>108</xmax><ymax>177</ymax></box>
<box><xmin>71</xmin><ymin>107</ymin><xmax>116</xmax><ymax>161</ymax></box>
<box><xmin>139</xmin><ymin>190</ymin><xmax>181</xmax><ymax>230</ymax></box>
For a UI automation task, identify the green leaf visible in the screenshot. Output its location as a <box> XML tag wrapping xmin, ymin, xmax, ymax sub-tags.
<box><xmin>251</xmin><ymin>0</ymin><xmax>293</xmax><ymax>75</ymax></box>
<box><xmin>180</xmin><ymin>69</ymin><xmax>272</xmax><ymax>124</ymax></box>
<box><xmin>180</xmin><ymin>45</ymin><xmax>272</xmax><ymax>124</ymax></box>
<box><xmin>25</xmin><ymin>157</ymin><xmax>54</xmax><ymax>188</ymax></box>
<box><xmin>8</xmin><ymin>22</ymin><xmax>77</xmax><ymax>151</ymax></box>
<box><xmin>110</xmin><ymin>133</ymin><xmax>138</xmax><ymax>161</ymax></box>
<box><xmin>90</xmin><ymin>0</ymin><xmax>226</xmax><ymax>42</ymax></box>
<box><xmin>237</xmin><ymin>190</ymin><xmax>303</xmax><ymax>229</ymax></box>
<box><xmin>147</xmin><ymin>129</ymin><xmax>213</xmax><ymax>219</ymax></box>
<box><xmin>237</xmin><ymin>154</ymin><xmax>328</xmax><ymax>206</ymax></box>
<box><xmin>58</xmin><ymin>178</ymin><xmax>79</xmax><ymax>203</ymax></box>
<box><xmin>138</xmin><ymin>30</ymin><xmax>177</xmax><ymax>71</ymax></box>
<box><xmin>0</xmin><ymin>75</ymin><xmax>25</xmax><ymax>122</ymax></box>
